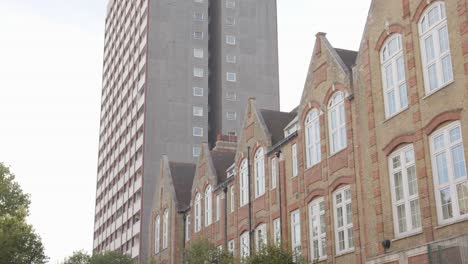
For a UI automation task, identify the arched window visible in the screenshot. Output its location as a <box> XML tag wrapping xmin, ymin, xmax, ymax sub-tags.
<box><xmin>381</xmin><ymin>34</ymin><xmax>408</xmax><ymax>118</ymax></box>
<box><xmin>429</xmin><ymin>121</ymin><xmax>468</xmax><ymax>224</ymax></box>
<box><xmin>255</xmin><ymin>223</ymin><xmax>267</xmax><ymax>251</ymax></box>
<box><xmin>240</xmin><ymin>231</ymin><xmax>250</xmax><ymax>258</ymax></box>
<box><xmin>309</xmin><ymin>197</ymin><xmax>326</xmax><ymax>261</ymax></box>
<box><xmin>419</xmin><ymin>1</ymin><xmax>453</xmax><ymax>93</ymax></box>
<box><xmin>194</xmin><ymin>193</ymin><xmax>201</xmax><ymax>232</ymax></box>
<box><xmin>239</xmin><ymin>159</ymin><xmax>249</xmax><ymax>207</ymax></box>
<box><xmin>162</xmin><ymin>209</ymin><xmax>169</xmax><ymax>249</ymax></box>
<box><xmin>204</xmin><ymin>185</ymin><xmax>212</xmax><ymax>226</ymax></box>
<box><xmin>254</xmin><ymin>148</ymin><xmax>265</xmax><ymax>197</ymax></box>
<box><xmin>328</xmin><ymin>91</ymin><xmax>347</xmax><ymax>154</ymax></box>
<box><xmin>154</xmin><ymin>215</ymin><xmax>160</xmax><ymax>254</ymax></box>
<box><xmin>305</xmin><ymin>109</ymin><xmax>321</xmax><ymax>167</ymax></box>
<box><xmin>388</xmin><ymin>145</ymin><xmax>421</xmax><ymax>236</ymax></box>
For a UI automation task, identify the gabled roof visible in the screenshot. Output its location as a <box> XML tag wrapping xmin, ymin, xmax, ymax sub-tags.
<box><xmin>334</xmin><ymin>48</ymin><xmax>358</xmax><ymax>71</ymax></box>
<box><xmin>169</xmin><ymin>162</ymin><xmax>196</xmax><ymax>210</ymax></box>
<box><xmin>259</xmin><ymin>109</ymin><xmax>297</xmax><ymax>145</ymax></box>
<box><xmin>210</xmin><ymin>150</ymin><xmax>235</xmax><ymax>183</ymax></box>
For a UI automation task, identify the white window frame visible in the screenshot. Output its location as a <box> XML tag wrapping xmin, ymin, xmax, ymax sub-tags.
<box><xmin>230</xmin><ymin>186</ymin><xmax>235</xmax><ymax>213</ymax></box>
<box><xmin>255</xmin><ymin>223</ymin><xmax>267</xmax><ymax>251</ymax></box>
<box><xmin>389</xmin><ymin>145</ymin><xmax>422</xmax><ymax>237</ymax></box>
<box><xmin>185</xmin><ymin>215</ymin><xmax>190</xmax><ymax>242</ymax></box>
<box><xmin>216</xmin><ymin>194</ymin><xmax>221</xmax><ymax>222</ymax></box>
<box><xmin>226</xmin><ymin>0</ymin><xmax>235</xmax><ymax>9</ymax></box>
<box><xmin>193</xmin><ymin>67</ymin><xmax>204</xmax><ymax>78</ymax></box>
<box><xmin>228</xmin><ymin>239</ymin><xmax>235</xmax><ymax>255</ymax></box>
<box><xmin>193</xmin><ymin>106</ymin><xmax>203</xmax><ymax>117</ymax></box>
<box><xmin>333</xmin><ymin>185</ymin><xmax>354</xmax><ymax>254</ymax></box>
<box><xmin>292</xmin><ymin>144</ymin><xmax>298</xmax><ymax>177</ymax></box>
<box><xmin>226</xmin><ymin>91</ymin><xmax>237</xmax><ymax>101</ymax></box>
<box><xmin>273</xmin><ymin>218</ymin><xmax>281</xmax><ymax>245</ymax></box>
<box><xmin>193</xmin><ymin>48</ymin><xmax>204</xmax><ymax>59</ymax></box>
<box><xmin>193</xmin><ymin>127</ymin><xmax>203</xmax><ymax>137</ymax></box>
<box><xmin>291</xmin><ymin>209</ymin><xmax>301</xmax><ymax>256</ymax></box>
<box><xmin>429</xmin><ymin>121</ymin><xmax>468</xmax><ymax>224</ymax></box>
<box><xmin>380</xmin><ymin>34</ymin><xmax>408</xmax><ymax>118</ymax></box>
<box><xmin>204</xmin><ymin>185</ymin><xmax>212</xmax><ymax>227</ymax></box>
<box><xmin>193</xmin><ymin>31</ymin><xmax>204</xmax><ymax>40</ymax></box>
<box><xmin>239</xmin><ymin>159</ymin><xmax>249</xmax><ymax>207</ymax></box>
<box><xmin>227</xmin><ymin>72</ymin><xmax>237</xmax><ymax>82</ymax></box>
<box><xmin>240</xmin><ymin>232</ymin><xmax>250</xmax><ymax>258</ymax></box>
<box><xmin>193</xmin><ymin>12</ymin><xmax>204</xmax><ymax>21</ymax></box>
<box><xmin>254</xmin><ymin>148</ymin><xmax>266</xmax><ymax>198</ymax></box>
<box><xmin>328</xmin><ymin>91</ymin><xmax>347</xmax><ymax>154</ymax></box>
<box><xmin>193</xmin><ymin>146</ymin><xmax>201</xmax><ymax>157</ymax></box>
<box><xmin>154</xmin><ymin>215</ymin><xmax>160</xmax><ymax>254</ymax></box>
<box><xmin>193</xmin><ymin>87</ymin><xmax>204</xmax><ymax>97</ymax></box>
<box><xmin>194</xmin><ymin>193</ymin><xmax>201</xmax><ymax>232</ymax></box>
<box><xmin>226</xmin><ymin>16</ymin><xmax>236</xmax><ymax>25</ymax></box>
<box><xmin>419</xmin><ymin>1</ymin><xmax>453</xmax><ymax>94</ymax></box>
<box><xmin>162</xmin><ymin>209</ymin><xmax>168</xmax><ymax>249</ymax></box>
<box><xmin>226</xmin><ymin>35</ymin><xmax>236</xmax><ymax>45</ymax></box>
<box><xmin>271</xmin><ymin>157</ymin><xmax>277</xmax><ymax>189</ymax></box>
<box><xmin>309</xmin><ymin>197</ymin><xmax>327</xmax><ymax>261</ymax></box>
<box><xmin>305</xmin><ymin>109</ymin><xmax>321</xmax><ymax>168</ymax></box>
<box><xmin>226</xmin><ymin>111</ymin><xmax>237</xmax><ymax>121</ymax></box>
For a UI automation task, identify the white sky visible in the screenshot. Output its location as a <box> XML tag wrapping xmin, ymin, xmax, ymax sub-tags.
<box><xmin>0</xmin><ymin>0</ymin><xmax>370</xmax><ymax>262</ymax></box>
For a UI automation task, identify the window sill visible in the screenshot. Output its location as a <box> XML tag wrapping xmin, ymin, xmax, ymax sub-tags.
<box><xmin>311</xmin><ymin>256</ymin><xmax>327</xmax><ymax>262</ymax></box>
<box><xmin>422</xmin><ymin>80</ymin><xmax>454</xmax><ymax>100</ymax></box>
<box><xmin>305</xmin><ymin>161</ymin><xmax>321</xmax><ymax>172</ymax></box>
<box><xmin>382</xmin><ymin>106</ymin><xmax>410</xmax><ymax>124</ymax></box>
<box><xmin>335</xmin><ymin>248</ymin><xmax>354</xmax><ymax>257</ymax></box>
<box><xmin>329</xmin><ymin>147</ymin><xmax>347</xmax><ymax>159</ymax></box>
<box><xmin>391</xmin><ymin>229</ymin><xmax>423</xmax><ymax>242</ymax></box>
<box><xmin>435</xmin><ymin>216</ymin><xmax>468</xmax><ymax>229</ymax></box>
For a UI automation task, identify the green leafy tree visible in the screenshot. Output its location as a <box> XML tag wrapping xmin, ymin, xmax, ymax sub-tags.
<box><xmin>184</xmin><ymin>238</ymin><xmax>236</xmax><ymax>264</ymax></box>
<box><xmin>63</xmin><ymin>250</ymin><xmax>133</xmax><ymax>264</ymax></box>
<box><xmin>244</xmin><ymin>244</ymin><xmax>305</xmax><ymax>264</ymax></box>
<box><xmin>0</xmin><ymin>162</ymin><xmax>48</xmax><ymax>264</ymax></box>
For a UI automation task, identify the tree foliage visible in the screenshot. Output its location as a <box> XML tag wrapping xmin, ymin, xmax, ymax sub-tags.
<box><xmin>0</xmin><ymin>162</ymin><xmax>47</xmax><ymax>264</ymax></box>
<box><xmin>244</xmin><ymin>244</ymin><xmax>305</xmax><ymax>264</ymax></box>
<box><xmin>184</xmin><ymin>238</ymin><xmax>236</xmax><ymax>264</ymax></box>
<box><xmin>63</xmin><ymin>250</ymin><xmax>133</xmax><ymax>264</ymax></box>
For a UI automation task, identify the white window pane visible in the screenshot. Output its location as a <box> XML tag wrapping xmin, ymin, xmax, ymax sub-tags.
<box><xmin>450</xmin><ymin>127</ymin><xmax>461</xmax><ymax>143</ymax></box>
<box><xmin>399</xmin><ymin>84</ymin><xmax>408</xmax><ymax>108</ymax></box>
<box><xmin>397</xmin><ymin>204</ymin><xmax>407</xmax><ymax>233</ymax></box>
<box><xmin>457</xmin><ymin>182</ymin><xmax>468</xmax><ymax>215</ymax></box>
<box><xmin>440</xmin><ymin>188</ymin><xmax>453</xmax><ymax>219</ymax></box>
<box><xmin>441</xmin><ymin>55</ymin><xmax>453</xmax><ymax>83</ymax></box>
<box><xmin>337</xmin><ymin>207</ymin><xmax>343</xmax><ymax>227</ymax></box>
<box><xmin>193</xmin><ymin>87</ymin><xmax>204</xmax><ymax>96</ymax></box>
<box><xmin>387</xmin><ymin>90</ymin><xmax>396</xmax><ymax>115</ymax></box>
<box><xmin>428</xmin><ymin>64</ymin><xmax>438</xmax><ymax>90</ymax></box>
<box><xmin>393</xmin><ymin>156</ymin><xmax>401</xmax><ymax>169</ymax></box>
<box><xmin>407</xmin><ymin>166</ymin><xmax>418</xmax><ymax>196</ymax></box>
<box><xmin>346</xmin><ymin>203</ymin><xmax>352</xmax><ymax>224</ymax></box>
<box><xmin>405</xmin><ymin>149</ymin><xmax>415</xmax><ymax>163</ymax></box>
<box><xmin>385</xmin><ymin>64</ymin><xmax>394</xmax><ymax>87</ymax></box>
<box><xmin>347</xmin><ymin>228</ymin><xmax>354</xmax><ymax>248</ymax></box>
<box><xmin>338</xmin><ymin>231</ymin><xmax>345</xmax><ymax>251</ymax></box>
<box><xmin>436</xmin><ymin>153</ymin><xmax>449</xmax><ymax>184</ymax></box>
<box><xmin>451</xmin><ymin>145</ymin><xmax>467</xmax><ymax>179</ymax></box>
<box><xmin>396</xmin><ymin>56</ymin><xmax>405</xmax><ymax>82</ymax></box>
<box><xmin>410</xmin><ymin>199</ymin><xmax>422</xmax><ymax>229</ymax></box>
<box><xmin>438</xmin><ymin>26</ymin><xmax>449</xmax><ymax>53</ymax></box>
<box><xmin>394</xmin><ymin>171</ymin><xmax>404</xmax><ymax>201</ymax></box>
<box><xmin>428</xmin><ymin>6</ymin><xmax>440</xmax><ymax>27</ymax></box>
<box><xmin>193</xmin><ymin>48</ymin><xmax>204</xmax><ymax>58</ymax></box>
<box><xmin>434</xmin><ymin>134</ymin><xmax>445</xmax><ymax>151</ymax></box>
<box><xmin>425</xmin><ymin>36</ymin><xmax>435</xmax><ymax>61</ymax></box>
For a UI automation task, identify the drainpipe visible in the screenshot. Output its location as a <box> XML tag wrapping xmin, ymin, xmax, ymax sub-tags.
<box><xmin>182</xmin><ymin>213</ymin><xmax>187</xmax><ymax>262</ymax></box>
<box><xmin>223</xmin><ymin>186</ymin><xmax>228</xmax><ymax>250</ymax></box>
<box><xmin>275</xmin><ymin>150</ymin><xmax>283</xmax><ymax>249</ymax></box>
<box><xmin>247</xmin><ymin>146</ymin><xmax>253</xmax><ymax>256</ymax></box>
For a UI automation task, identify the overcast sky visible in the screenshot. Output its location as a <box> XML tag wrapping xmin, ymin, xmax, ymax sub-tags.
<box><xmin>0</xmin><ymin>0</ymin><xmax>370</xmax><ymax>262</ymax></box>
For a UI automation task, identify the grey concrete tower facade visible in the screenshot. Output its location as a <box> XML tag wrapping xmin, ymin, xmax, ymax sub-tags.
<box><xmin>93</xmin><ymin>0</ymin><xmax>279</xmax><ymax>262</ymax></box>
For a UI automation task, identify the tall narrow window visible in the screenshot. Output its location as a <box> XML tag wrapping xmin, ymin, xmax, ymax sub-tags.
<box><xmin>254</xmin><ymin>148</ymin><xmax>266</xmax><ymax>197</ymax></box>
<box><xmin>205</xmin><ymin>185</ymin><xmax>212</xmax><ymax>226</ymax></box>
<box><xmin>240</xmin><ymin>232</ymin><xmax>250</xmax><ymax>258</ymax></box>
<box><xmin>230</xmin><ymin>186</ymin><xmax>235</xmax><ymax>212</ymax></box>
<box><xmin>162</xmin><ymin>209</ymin><xmax>168</xmax><ymax>249</ymax></box>
<box><xmin>292</xmin><ymin>144</ymin><xmax>298</xmax><ymax>177</ymax></box>
<box><xmin>381</xmin><ymin>34</ymin><xmax>408</xmax><ymax>118</ymax></box>
<box><xmin>154</xmin><ymin>215</ymin><xmax>160</xmax><ymax>254</ymax></box>
<box><xmin>328</xmin><ymin>91</ymin><xmax>347</xmax><ymax>154</ymax></box>
<box><xmin>239</xmin><ymin>160</ymin><xmax>249</xmax><ymax>207</ymax></box>
<box><xmin>305</xmin><ymin>109</ymin><xmax>321</xmax><ymax>167</ymax></box>
<box><xmin>419</xmin><ymin>2</ymin><xmax>453</xmax><ymax>93</ymax></box>
<box><xmin>228</xmin><ymin>240</ymin><xmax>235</xmax><ymax>255</ymax></box>
<box><xmin>309</xmin><ymin>198</ymin><xmax>326</xmax><ymax>261</ymax></box>
<box><xmin>273</xmin><ymin>218</ymin><xmax>281</xmax><ymax>245</ymax></box>
<box><xmin>216</xmin><ymin>195</ymin><xmax>221</xmax><ymax>222</ymax></box>
<box><xmin>430</xmin><ymin>122</ymin><xmax>468</xmax><ymax>224</ymax></box>
<box><xmin>185</xmin><ymin>215</ymin><xmax>190</xmax><ymax>242</ymax></box>
<box><xmin>255</xmin><ymin>224</ymin><xmax>267</xmax><ymax>251</ymax></box>
<box><xmin>194</xmin><ymin>193</ymin><xmax>201</xmax><ymax>232</ymax></box>
<box><xmin>389</xmin><ymin>145</ymin><xmax>421</xmax><ymax>236</ymax></box>
<box><xmin>271</xmin><ymin>157</ymin><xmax>277</xmax><ymax>189</ymax></box>
<box><xmin>291</xmin><ymin>210</ymin><xmax>301</xmax><ymax>256</ymax></box>
<box><xmin>333</xmin><ymin>186</ymin><xmax>354</xmax><ymax>254</ymax></box>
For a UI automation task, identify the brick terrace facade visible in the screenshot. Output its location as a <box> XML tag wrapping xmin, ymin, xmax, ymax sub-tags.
<box><xmin>149</xmin><ymin>0</ymin><xmax>468</xmax><ymax>263</ymax></box>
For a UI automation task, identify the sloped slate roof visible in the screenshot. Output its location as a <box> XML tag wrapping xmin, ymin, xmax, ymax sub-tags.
<box><xmin>210</xmin><ymin>150</ymin><xmax>235</xmax><ymax>183</ymax></box>
<box><xmin>169</xmin><ymin>162</ymin><xmax>196</xmax><ymax>210</ymax></box>
<box><xmin>259</xmin><ymin>109</ymin><xmax>297</xmax><ymax>145</ymax></box>
<box><xmin>335</xmin><ymin>48</ymin><xmax>358</xmax><ymax>71</ymax></box>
